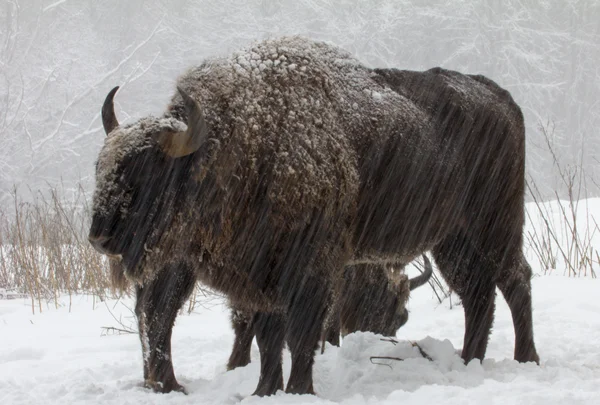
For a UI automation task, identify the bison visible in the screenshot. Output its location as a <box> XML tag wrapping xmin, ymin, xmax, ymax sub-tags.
<box><xmin>227</xmin><ymin>255</ymin><xmax>433</xmax><ymax>370</ymax></box>
<box><xmin>89</xmin><ymin>36</ymin><xmax>539</xmax><ymax>396</ymax></box>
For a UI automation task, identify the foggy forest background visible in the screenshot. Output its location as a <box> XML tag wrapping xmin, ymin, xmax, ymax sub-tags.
<box><xmin>1</xmin><ymin>0</ymin><xmax>600</xmax><ymax>207</ymax></box>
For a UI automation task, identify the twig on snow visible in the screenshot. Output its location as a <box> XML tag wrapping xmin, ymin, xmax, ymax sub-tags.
<box><xmin>100</xmin><ymin>326</ymin><xmax>135</xmax><ymax>336</ymax></box>
<box><xmin>371</xmin><ymin>338</ymin><xmax>434</xmax><ymax>366</ymax></box>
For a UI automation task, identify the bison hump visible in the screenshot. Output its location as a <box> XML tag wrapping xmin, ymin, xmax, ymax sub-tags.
<box><xmin>175</xmin><ymin>37</ymin><xmax>363</xmax><ymax>225</ymax></box>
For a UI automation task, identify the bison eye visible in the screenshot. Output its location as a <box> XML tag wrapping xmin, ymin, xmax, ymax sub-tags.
<box><xmin>119</xmin><ymin>171</ymin><xmax>134</xmax><ymax>188</ymax></box>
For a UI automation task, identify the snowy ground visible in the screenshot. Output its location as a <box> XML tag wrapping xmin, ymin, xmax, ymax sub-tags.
<box><xmin>1</xmin><ymin>271</ymin><xmax>598</xmax><ymax>405</ymax></box>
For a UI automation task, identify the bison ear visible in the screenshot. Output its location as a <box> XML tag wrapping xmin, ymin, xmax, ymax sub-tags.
<box><xmin>102</xmin><ymin>86</ymin><xmax>120</xmax><ymax>135</ymax></box>
<box><xmin>156</xmin><ymin>87</ymin><xmax>208</xmax><ymax>158</ymax></box>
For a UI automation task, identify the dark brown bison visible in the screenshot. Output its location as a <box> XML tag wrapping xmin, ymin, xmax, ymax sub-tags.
<box><xmin>227</xmin><ymin>255</ymin><xmax>433</xmax><ymax>371</ymax></box>
<box><xmin>89</xmin><ymin>37</ymin><xmax>539</xmax><ymax>396</ymax></box>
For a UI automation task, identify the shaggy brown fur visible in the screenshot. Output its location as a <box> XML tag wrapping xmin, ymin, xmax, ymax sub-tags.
<box><xmin>89</xmin><ymin>37</ymin><xmax>539</xmax><ymax>396</ymax></box>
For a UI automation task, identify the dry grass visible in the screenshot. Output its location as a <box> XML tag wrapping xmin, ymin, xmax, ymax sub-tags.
<box><xmin>0</xmin><ymin>185</ymin><xmax>118</xmax><ymax>313</ymax></box>
<box><xmin>525</xmin><ymin>123</ymin><xmax>598</xmax><ymax>278</ymax></box>
<box><xmin>0</xmin><ymin>184</ymin><xmax>221</xmax><ymax>315</ymax></box>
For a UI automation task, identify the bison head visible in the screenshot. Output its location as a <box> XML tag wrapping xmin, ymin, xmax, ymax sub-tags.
<box><xmin>339</xmin><ymin>255</ymin><xmax>433</xmax><ymax>337</ymax></box>
<box><xmin>88</xmin><ymin>86</ymin><xmax>207</xmax><ymax>280</ymax></box>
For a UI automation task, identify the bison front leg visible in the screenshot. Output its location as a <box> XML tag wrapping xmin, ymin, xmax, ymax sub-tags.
<box><xmin>134</xmin><ymin>263</ymin><xmax>196</xmax><ymax>394</ymax></box>
<box><xmin>134</xmin><ymin>286</ymin><xmax>151</xmax><ymax>384</ymax></box>
<box><xmin>227</xmin><ymin>305</ymin><xmax>256</xmax><ymax>371</ymax></box>
<box><xmin>321</xmin><ymin>308</ymin><xmax>341</xmax><ymax>349</ymax></box>
<box><xmin>252</xmin><ymin>312</ymin><xmax>286</xmax><ymax>396</ymax></box>
<box><xmin>284</xmin><ymin>275</ymin><xmax>331</xmax><ymax>395</ymax></box>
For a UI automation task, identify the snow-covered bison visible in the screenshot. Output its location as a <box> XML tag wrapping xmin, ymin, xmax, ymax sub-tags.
<box><xmin>89</xmin><ymin>36</ymin><xmax>539</xmax><ymax>396</ymax></box>
<box><xmin>227</xmin><ymin>255</ymin><xmax>433</xmax><ymax>371</ymax></box>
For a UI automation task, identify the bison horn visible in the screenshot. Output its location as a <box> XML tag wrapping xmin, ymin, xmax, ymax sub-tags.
<box><xmin>409</xmin><ymin>254</ymin><xmax>433</xmax><ymax>291</ymax></box>
<box><xmin>156</xmin><ymin>87</ymin><xmax>208</xmax><ymax>158</ymax></box>
<box><xmin>102</xmin><ymin>86</ymin><xmax>120</xmax><ymax>135</ymax></box>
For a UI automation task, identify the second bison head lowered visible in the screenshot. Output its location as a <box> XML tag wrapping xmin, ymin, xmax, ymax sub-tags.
<box><xmin>89</xmin><ymin>36</ymin><xmax>539</xmax><ymax>396</ymax></box>
<box><xmin>227</xmin><ymin>255</ymin><xmax>434</xmax><ymax>371</ymax></box>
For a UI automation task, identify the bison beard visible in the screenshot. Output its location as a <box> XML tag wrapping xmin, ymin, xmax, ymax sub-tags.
<box><xmin>89</xmin><ymin>37</ymin><xmax>539</xmax><ymax>397</ymax></box>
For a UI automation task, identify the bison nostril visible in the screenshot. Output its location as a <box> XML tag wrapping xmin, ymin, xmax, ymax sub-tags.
<box><xmin>88</xmin><ymin>234</ymin><xmax>111</xmax><ymax>249</ymax></box>
<box><xmin>89</xmin><ymin>234</ymin><xmax>109</xmax><ymax>242</ymax></box>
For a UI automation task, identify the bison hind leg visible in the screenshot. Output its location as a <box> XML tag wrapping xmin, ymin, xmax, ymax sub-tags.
<box><xmin>227</xmin><ymin>305</ymin><xmax>255</xmax><ymax>371</ymax></box>
<box><xmin>496</xmin><ymin>256</ymin><xmax>540</xmax><ymax>364</ymax></box>
<box><xmin>252</xmin><ymin>312</ymin><xmax>286</xmax><ymax>396</ymax></box>
<box><xmin>433</xmin><ymin>231</ymin><xmax>496</xmax><ymax>363</ymax></box>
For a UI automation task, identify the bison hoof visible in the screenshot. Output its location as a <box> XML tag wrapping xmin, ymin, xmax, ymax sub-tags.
<box><xmin>252</xmin><ymin>387</ymin><xmax>282</xmax><ymax>397</ymax></box>
<box><xmin>285</xmin><ymin>382</ymin><xmax>315</xmax><ymax>396</ymax></box>
<box><xmin>145</xmin><ymin>379</ymin><xmax>188</xmax><ymax>395</ymax></box>
<box><xmin>252</xmin><ymin>377</ymin><xmax>284</xmax><ymax>397</ymax></box>
<box><xmin>516</xmin><ymin>351</ymin><xmax>540</xmax><ymax>365</ymax></box>
<box><xmin>227</xmin><ymin>358</ymin><xmax>251</xmax><ymax>371</ymax></box>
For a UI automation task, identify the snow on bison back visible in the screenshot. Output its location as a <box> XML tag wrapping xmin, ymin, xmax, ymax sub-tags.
<box><xmin>88</xmin><ymin>36</ymin><xmax>539</xmax><ymax>397</ymax></box>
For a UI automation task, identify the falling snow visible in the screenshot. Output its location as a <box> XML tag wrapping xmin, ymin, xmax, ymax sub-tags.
<box><xmin>2</xmin><ymin>2</ymin><xmax>599</xmax><ymax>404</ymax></box>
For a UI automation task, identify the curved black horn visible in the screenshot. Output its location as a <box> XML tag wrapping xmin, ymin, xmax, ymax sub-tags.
<box><xmin>102</xmin><ymin>86</ymin><xmax>120</xmax><ymax>135</ymax></box>
<box><xmin>409</xmin><ymin>254</ymin><xmax>433</xmax><ymax>291</ymax></box>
